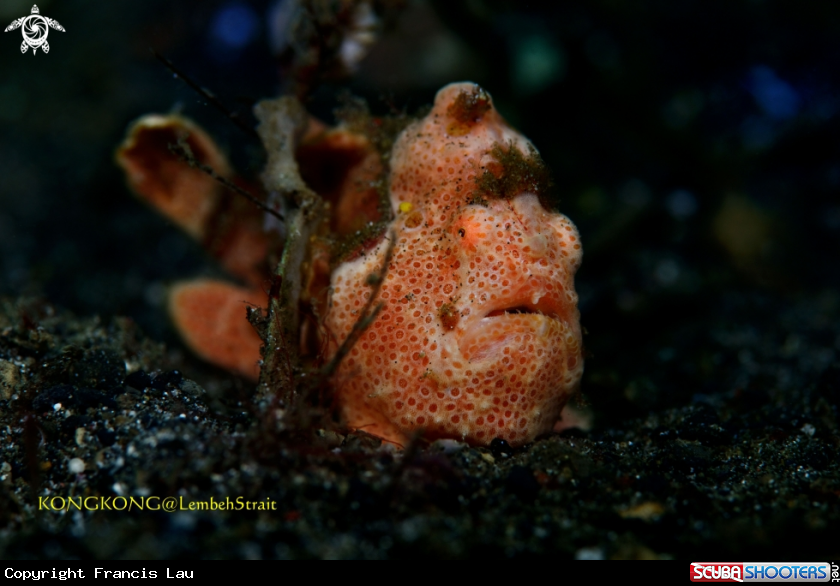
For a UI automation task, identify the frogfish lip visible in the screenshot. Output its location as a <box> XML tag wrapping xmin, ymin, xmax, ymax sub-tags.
<box><xmin>457</xmin><ymin>286</ymin><xmax>575</xmax><ymax>363</ymax></box>
<box><xmin>481</xmin><ymin>285</ymin><xmax>568</xmax><ymax>323</ymax></box>
<box><xmin>484</xmin><ymin>304</ymin><xmax>554</xmax><ymax>319</ymax></box>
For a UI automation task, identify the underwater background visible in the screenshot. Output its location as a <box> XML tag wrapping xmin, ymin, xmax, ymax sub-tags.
<box><xmin>1</xmin><ymin>0</ymin><xmax>839</xmax><ymax>559</ymax></box>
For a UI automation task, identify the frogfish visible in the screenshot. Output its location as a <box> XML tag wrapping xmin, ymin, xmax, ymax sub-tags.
<box><xmin>116</xmin><ymin>82</ymin><xmax>584</xmax><ymax>448</ymax></box>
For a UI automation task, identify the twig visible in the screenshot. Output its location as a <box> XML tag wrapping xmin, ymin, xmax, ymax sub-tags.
<box><xmin>320</xmin><ymin>231</ymin><xmax>397</xmax><ymax>378</ymax></box>
<box><xmin>169</xmin><ymin>137</ymin><xmax>285</xmax><ymax>223</ymax></box>
<box><xmin>151</xmin><ymin>48</ymin><xmax>260</xmax><ymax>141</ymax></box>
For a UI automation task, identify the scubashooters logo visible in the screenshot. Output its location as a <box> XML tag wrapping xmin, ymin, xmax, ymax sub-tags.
<box><xmin>691</xmin><ymin>562</ymin><xmax>833</xmax><ymax>583</ymax></box>
<box><xmin>692</xmin><ymin>564</ymin><xmax>745</xmax><ymax>582</ymax></box>
<box><xmin>4</xmin><ymin>5</ymin><xmax>65</xmax><ymax>54</ymax></box>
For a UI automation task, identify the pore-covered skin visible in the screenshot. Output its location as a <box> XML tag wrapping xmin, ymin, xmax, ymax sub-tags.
<box><xmin>324</xmin><ymin>82</ymin><xmax>583</xmax><ymax>447</ymax></box>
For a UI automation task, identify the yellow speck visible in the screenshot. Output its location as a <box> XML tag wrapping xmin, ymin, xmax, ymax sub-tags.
<box><xmin>618</xmin><ymin>501</ymin><xmax>665</xmax><ymax>521</ymax></box>
<box><xmin>399</xmin><ymin>202</ymin><xmax>413</xmax><ymax>213</ymax></box>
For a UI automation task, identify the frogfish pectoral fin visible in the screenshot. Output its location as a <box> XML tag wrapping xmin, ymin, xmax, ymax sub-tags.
<box><xmin>168</xmin><ymin>279</ymin><xmax>267</xmax><ymax>381</ymax></box>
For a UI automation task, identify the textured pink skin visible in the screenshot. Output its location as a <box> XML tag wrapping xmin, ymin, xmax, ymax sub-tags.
<box><xmin>323</xmin><ymin>83</ymin><xmax>583</xmax><ymax>447</ymax></box>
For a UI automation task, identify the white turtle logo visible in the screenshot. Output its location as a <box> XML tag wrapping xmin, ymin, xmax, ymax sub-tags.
<box><xmin>4</xmin><ymin>5</ymin><xmax>65</xmax><ymax>55</ymax></box>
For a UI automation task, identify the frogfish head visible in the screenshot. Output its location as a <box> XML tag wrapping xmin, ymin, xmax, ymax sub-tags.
<box><xmin>323</xmin><ymin>82</ymin><xmax>584</xmax><ymax>447</ymax></box>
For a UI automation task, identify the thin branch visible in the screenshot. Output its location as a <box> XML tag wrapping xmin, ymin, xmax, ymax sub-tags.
<box><xmin>151</xmin><ymin>48</ymin><xmax>260</xmax><ymax>141</ymax></box>
<box><xmin>320</xmin><ymin>231</ymin><xmax>397</xmax><ymax>378</ymax></box>
<box><xmin>169</xmin><ymin>137</ymin><xmax>285</xmax><ymax>224</ymax></box>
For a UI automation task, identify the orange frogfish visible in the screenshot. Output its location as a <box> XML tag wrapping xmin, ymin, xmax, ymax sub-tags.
<box><xmin>324</xmin><ymin>83</ymin><xmax>583</xmax><ymax>446</ymax></box>
<box><xmin>116</xmin><ymin>82</ymin><xmax>583</xmax><ymax>448</ymax></box>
